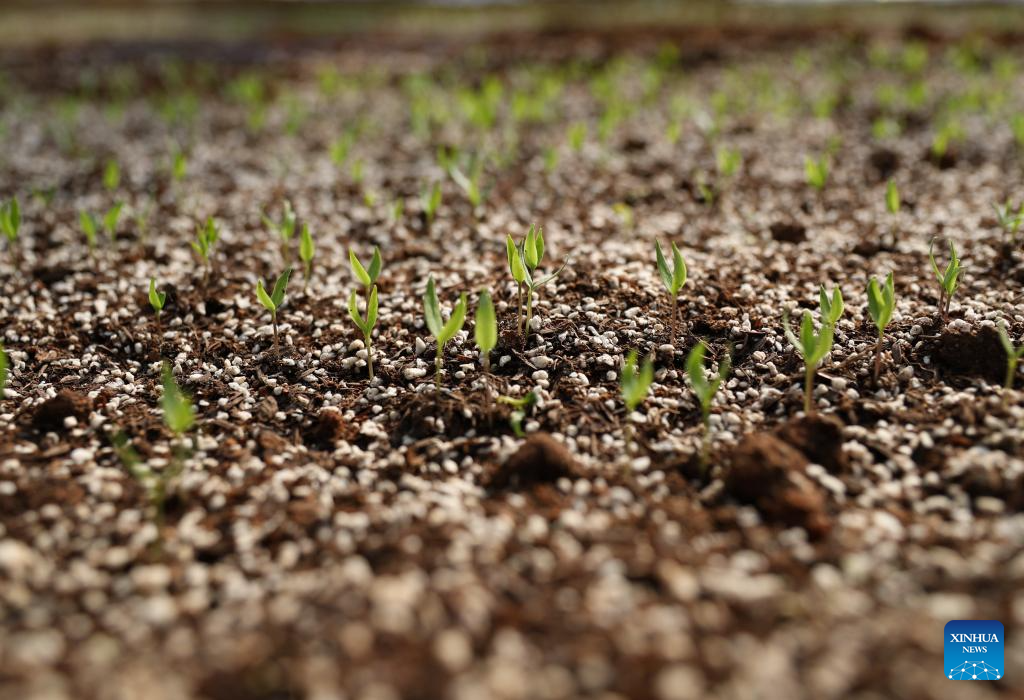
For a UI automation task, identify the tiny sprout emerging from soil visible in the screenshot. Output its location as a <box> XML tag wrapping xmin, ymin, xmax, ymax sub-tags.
<box><xmin>818</xmin><ymin>285</ymin><xmax>844</xmax><ymax>326</ymax></box>
<box><xmin>998</xmin><ymin>321</ymin><xmax>1024</xmax><ymax>398</ymax></box>
<box><xmin>349</xmin><ymin>246</ymin><xmax>382</xmax><ymax>293</ymax></box>
<box><xmin>497</xmin><ymin>390</ymin><xmax>538</xmax><ymax>437</ymax></box>
<box><xmin>262</xmin><ymin>200</ymin><xmax>297</xmax><ymax>264</ymax></box>
<box><xmin>103</xmin><ymin>159</ymin><xmax>121</xmax><ymax>192</ymax></box>
<box><xmin>149</xmin><ymin>278</ymin><xmax>166</xmax><ymax>330</ymax></box>
<box><xmin>567</xmin><ymin>121</ymin><xmax>586</xmax><ymax>152</ymax></box>
<box><xmin>783</xmin><ymin>308</ymin><xmax>834</xmax><ymax>415</ymax></box>
<box><xmin>162</xmin><ymin>362</ymin><xmax>195</xmax><ymax>436</ymax></box>
<box><xmin>929</xmin><ymin>238</ymin><xmax>962</xmax><ymax>325</ymax></box>
<box><xmin>192</xmin><ymin>217</ymin><xmax>219</xmax><ymax>272</ymax></box>
<box><xmin>0</xmin><ymin>342</ymin><xmax>7</xmax><ymax>399</ymax></box>
<box><xmin>866</xmin><ymin>272</ymin><xmax>896</xmax><ymax>384</ymax></box>
<box><xmin>992</xmin><ymin>201</ymin><xmax>1022</xmax><ymax>246</ymax></box>
<box><xmin>299</xmin><ymin>224</ymin><xmax>315</xmax><ymax>293</ymax></box>
<box><xmin>171</xmin><ymin>148</ymin><xmax>187</xmax><ymax>183</ymax></box>
<box><xmin>256</xmin><ymin>268</ymin><xmax>292</xmax><ymax>355</ymax></box>
<box><xmin>686</xmin><ymin>340</ymin><xmax>731</xmax><ymax>467</ymax></box>
<box><xmin>655</xmin><ymin>240</ymin><xmax>687</xmax><ymax>346</ymax></box>
<box><xmin>347</xmin><ymin>285</ymin><xmax>379</xmax><ymax>380</ymax></box>
<box><xmin>103</xmin><ymin>203</ymin><xmax>123</xmax><ymax>243</ymax></box>
<box><xmin>886</xmin><ymin>179</ymin><xmax>901</xmax><ymax>215</ymax></box>
<box><xmin>715</xmin><ymin>145</ymin><xmax>742</xmax><ymax>179</ymax></box>
<box><xmin>80</xmin><ymin>211</ymin><xmax>99</xmax><ymax>256</ymax></box>
<box><xmin>475</xmin><ymin>289</ymin><xmax>497</xmax><ymax>373</ymax></box>
<box><xmin>421</xmin><ymin>182</ymin><xmax>442</xmax><ymax>227</ymax></box>
<box><xmin>1</xmin><ymin>197</ymin><xmax>20</xmax><ymax>263</ymax></box>
<box><xmin>804</xmin><ymin>154</ymin><xmax>829</xmax><ymax>192</ymax></box>
<box><xmin>424</xmin><ymin>276</ymin><xmax>468</xmax><ymax>390</ymax></box>
<box><xmin>508</xmin><ymin>224</ymin><xmax>567</xmax><ymax>343</ymax></box>
<box><xmin>621</xmin><ymin>349</ymin><xmax>654</xmax><ymax>413</ymax></box>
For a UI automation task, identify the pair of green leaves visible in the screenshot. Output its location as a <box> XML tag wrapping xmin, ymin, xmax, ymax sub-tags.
<box><xmin>475</xmin><ymin>289</ymin><xmax>497</xmax><ymax>359</ymax></box>
<box><xmin>805</xmin><ymin>154</ymin><xmax>829</xmax><ymax>191</ymax></box>
<box><xmin>993</xmin><ymin>201</ymin><xmax>1022</xmax><ymax>241</ymax></box>
<box><xmin>783</xmin><ymin>308</ymin><xmax>834</xmax><ymax>370</ymax></box>
<box><xmin>347</xmin><ymin>286</ymin><xmax>379</xmax><ymax>339</ymax></box>
<box><xmin>686</xmin><ymin>341</ymin><xmax>730</xmax><ymax>422</ymax></box>
<box><xmin>867</xmin><ymin>272</ymin><xmax>896</xmax><ymax>337</ymax></box>
<box><xmin>621</xmin><ymin>349</ymin><xmax>654</xmax><ymax>412</ymax></box>
<box><xmin>929</xmin><ymin>238</ymin><xmax>962</xmax><ymax>297</ymax></box>
<box><xmin>350</xmin><ymin>246</ymin><xmax>382</xmax><ymax>289</ymax></box>
<box><xmin>0</xmin><ymin>198</ymin><xmax>20</xmax><ymax>243</ymax></box>
<box><xmin>262</xmin><ymin>200</ymin><xmax>297</xmax><ymax>243</ymax></box>
<box><xmin>161</xmin><ymin>362</ymin><xmax>195</xmax><ymax>436</ymax></box>
<box><xmin>655</xmin><ymin>240</ymin><xmax>687</xmax><ymax>296</ymax></box>
<box><xmin>149</xmin><ymin>278</ymin><xmax>166</xmax><ymax>313</ymax></box>
<box><xmin>421</xmin><ymin>182</ymin><xmax>442</xmax><ymax>224</ymax></box>
<box><xmin>192</xmin><ymin>217</ymin><xmax>219</xmax><ymax>262</ymax></box>
<box><xmin>80</xmin><ymin>203</ymin><xmax>123</xmax><ymax>246</ymax></box>
<box><xmin>818</xmin><ymin>285</ymin><xmax>844</xmax><ymax>325</ymax></box>
<box><xmin>256</xmin><ymin>268</ymin><xmax>292</xmax><ymax>315</ymax></box>
<box><xmin>506</xmin><ymin>226</ymin><xmax>564</xmax><ymax>288</ymax></box>
<box><xmin>423</xmin><ymin>276</ymin><xmax>468</xmax><ymax>346</ymax></box>
<box><xmin>885</xmin><ymin>179</ymin><xmax>901</xmax><ymax>215</ymax></box>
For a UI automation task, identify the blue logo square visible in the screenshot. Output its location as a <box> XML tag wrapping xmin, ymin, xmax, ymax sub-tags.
<box><xmin>945</xmin><ymin>620</ymin><xmax>1004</xmax><ymax>680</ymax></box>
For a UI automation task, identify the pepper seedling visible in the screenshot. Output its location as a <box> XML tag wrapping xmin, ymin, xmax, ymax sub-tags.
<box><xmin>866</xmin><ymin>272</ymin><xmax>896</xmax><ymax>384</ymax></box>
<box><xmin>885</xmin><ymin>179</ymin><xmax>901</xmax><ymax>247</ymax></box>
<box><xmin>192</xmin><ymin>217</ymin><xmax>219</xmax><ymax>275</ymax></box>
<box><xmin>162</xmin><ymin>361</ymin><xmax>195</xmax><ymax>437</ymax></box>
<box><xmin>255</xmin><ymin>268</ymin><xmax>292</xmax><ymax>355</ymax></box>
<box><xmin>686</xmin><ymin>340</ymin><xmax>730</xmax><ymax>467</ymax></box>
<box><xmin>621</xmin><ymin>349</ymin><xmax>654</xmax><ymax>449</ymax></box>
<box><xmin>421</xmin><ymin>182</ymin><xmax>442</xmax><ymax>227</ymax></box>
<box><xmin>805</xmin><ymin>154</ymin><xmax>829</xmax><ymax>192</ymax></box>
<box><xmin>508</xmin><ymin>224</ymin><xmax>567</xmax><ymax>343</ymax></box>
<box><xmin>928</xmin><ymin>238</ymin><xmax>962</xmax><ymax>325</ymax></box>
<box><xmin>262</xmin><ymin>200</ymin><xmax>296</xmax><ymax>264</ymax></box>
<box><xmin>1</xmin><ymin>197</ymin><xmax>20</xmax><ymax>264</ymax></box>
<box><xmin>347</xmin><ymin>284</ymin><xmax>379</xmax><ymax>380</ymax></box>
<box><xmin>992</xmin><ymin>201</ymin><xmax>1022</xmax><ymax>247</ymax></box>
<box><xmin>497</xmin><ymin>390</ymin><xmax>538</xmax><ymax>437</ymax></box>
<box><xmin>997</xmin><ymin>320</ymin><xmax>1024</xmax><ymax>398</ymax></box>
<box><xmin>423</xmin><ymin>276</ymin><xmax>468</xmax><ymax>390</ymax></box>
<box><xmin>103</xmin><ymin>159</ymin><xmax>121</xmax><ymax>192</ymax></box>
<box><xmin>783</xmin><ymin>308</ymin><xmax>834</xmax><ymax>414</ymax></box>
<box><xmin>149</xmin><ymin>278</ymin><xmax>167</xmax><ymax>331</ymax></box>
<box><xmin>818</xmin><ymin>285</ymin><xmax>845</xmax><ymax>326</ymax></box>
<box><xmin>299</xmin><ymin>224</ymin><xmax>315</xmax><ymax>293</ymax></box>
<box><xmin>349</xmin><ymin>246</ymin><xmax>382</xmax><ymax>295</ymax></box>
<box><xmin>655</xmin><ymin>240</ymin><xmax>687</xmax><ymax>346</ymax></box>
<box><xmin>103</xmin><ymin>202</ymin><xmax>123</xmax><ymax>243</ymax></box>
<box><xmin>475</xmin><ymin>289</ymin><xmax>498</xmax><ymax>374</ymax></box>
<box><xmin>80</xmin><ymin>211</ymin><xmax>99</xmax><ymax>258</ymax></box>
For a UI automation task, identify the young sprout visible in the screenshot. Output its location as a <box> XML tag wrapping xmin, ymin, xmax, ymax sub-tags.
<box><xmin>866</xmin><ymin>272</ymin><xmax>896</xmax><ymax>384</ymax></box>
<box><xmin>992</xmin><ymin>201</ymin><xmax>1022</xmax><ymax>246</ymax></box>
<box><xmin>347</xmin><ymin>284</ymin><xmax>379</xmax><ymax>380</ymax></box>
<box><xmin>255</xmin><ymin>268</ymin><xmax>292</xmax><ymax>355</ymax></box>
<box><xmin>805</xmin><ymin>154</ymin><xmax>829</xmax><ymax>193</ymax></box>
<box><xmin>654</xmin><ymin>240</ymin><xmax>687</xmax><ymax>346</ymax></box>
<box><xmin>103</xmin><ymin>159</ymin><xmax>121</xmax><ymax>192</ymax></box>
<box><xmin>170</xmin><ymin>148</ymin><xmax>187</xmax><ymax>184</ymax></box>
<box><xmin>349</xmin><ymin>246</ymin><xmax>382</xmax><ymax>296</ymax></box>
<box><xmin>508</xmin><ymin>224</ymin><xmax>567</xmax><ymax>343</ymax></box>
<box><xmin>885</xmin><ymin>179</ymin><xmax>901</xmax><ymax>247</ymax></box>
<box><xmin>149</xmin><ymin>278</ymin><xmax>167</xmax><ymax>331</ymax></box>
<box><xmin>818</xmin><ymin>285</ymin><xmax>845</xmax><ymax>326</ymax></box>
<box><xmin>506</xmin><ymin>234</ymin><xmax>528</xmax><ymax>336</ymax></box>
<box><xmin>715</xmin><ymin>145</ymin><xmax>742</xmax><ymax>179</ymax></box>
<box><xmin>103</xmin><ymin>202</ymin><xmax>123</xmax><ymax>243</ymax></box>
<box><xmin>421</xmin><ymin>182</ymin><xmax>442</xmax><ymax>227</ymax></box>
<box><xmin>423</xmin><ymin>276</ymin><xmax>468</xmax><ymax>390</ymax></box>
<box><xmin>997</xmin><ymin>320</ymin><xmax>1024</xmax><ymax>398</ymax></box>
<box><xmin>621</xmin><ymin>349</ymin><xmax>654</xmax><ymax>448</ymax></box>
<box><xmin>928</xmin><ymin>238</ymin><xmax>962</xmax><ymax>325</ymax></box>
<box><xmin>0</xmin><ymin>342</ymin><xmax>7</xmax><ymax>399</ymax></box>
<box><xmin>686</xmin><ymin>340</ymin><xmax>731</xmax><ymax>467</ymax></box>
<box><xmin>162</xmin><ymin>361</ymin><xmax>195</xmax><ymax>437</ymax></box>
<box><xmin>497</xmin><ymin>390</ymin><xmax>538</xmax><ymax>437</ymax></box>
<box><xmin>447</xmin><ymin>158</ymin><xmax>485</xmax><ymax>210</ymax></box>
<box><xmin>191</xmin><ymin>217</ymin><xmax>219</xmax><ymax>274</ymax></box>
<box><xmin>567</xmin><ymin>121</ymin><xmax>586</xmax><ymax>152</ymax></box>
<box><xmin>1</xmin><ymin>197</ymin><xmax>20</xmax><ymax>264</ymax></box>
<box><xmin>262</xmin><ymin>200</ymin><xmax>297</xmax><ymax>264</ymax></box>
<box><xmin>80</xmin><ymin>211</ymin><xmax>99</xmax><ymax>257</ymax></box>
<box><xmin>299</xmin><ymin>224</ymin><xmax>315</xmax><ymax>293</ymax></box>
<box><xmin>783</xmin><ymin>308</ymin><xmax>835</xmax><ymax>415</ymax></box>
<box><xmin>475</xmin><ymin>289</ymin><xmax>497</xmax><ymax>374</ymax></box>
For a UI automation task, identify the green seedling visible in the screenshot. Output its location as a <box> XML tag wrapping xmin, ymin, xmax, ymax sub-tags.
<box><xmin>256</xmin><ymin>268</ymin><xmax>292</xmax><ymax>355</ymax></box>
<box><xmin>0</xmin><ymin>342</ymin><xmax>7</xmax><ymax>399</ymax></box>
<box><xmin>475</xmin><ymin>289</ymin><xmax>497</xmax><ymax>373</ymax></box>
<box><xmin>349</xmin><ymin>246</ymin><xmax>382</xmax><ymax>294</ymax></box>
<box><xmin>621</xmin><ymin>349</ymin><xmax>654</xmax><ymax>449</ymax></box>
<box><xmin>103</xmin><ymin>159</ymin><xmax>121</xmax><ymax>191</ymax></box>
<box><xmin>866</xmin><ymin>272</ymin><xmax>896</xmax><ymax>384</ymax></box>
<box><xmin>655</xmin><ymin>240</ymin><xmax>687</xmax><ymax>346</ymax></box>
<box><xmin>686</xmin><ymin>340</ymin><xmax>731</xmax><ymax>467</ymax></box>
<box><xmin>330</xmin><ymin>129</ymin><xmax>356</xmax><ymax>167</ymax></box>
<box><xmin>497</xmin><ymin>390</ymin><xmax>538</xmax><ymax>437</ymax></box>
<box><xmin>423</xmin><ymin>276</ymin><xmax>468</xmax><ymax>390</ymax></box>
<box><xmin>783</xmin><ymin>308</ymin><xmax>835</xmax><ymax>414</ymax></box>
<box><xmin>818</xmin><ymin>285</ymin><xmax>845</xmax><ymax>326</ymax></box>
<box><xmin>191</xmin><ymin>217</ymin><xmax>219</xmax><ymax>274</ymax></box>
<box><xmin>162</xmin><ymin>361</ymin><xmax>195</xmax><ymax>436</ymax></box>
<box><xmin>347</xmin><ymin>284</ymin><xmax>379</xmax><ymax>380</ymax></box>
<box><xmin>299</xmin><ymin>224</ymin><xmax>315</xmax><ymax>293</ymax></box>
<box><xmin>149</xmin><ymin>278</ymin><xmax>166</xmax><ymax>331</ymax></box>
<box><xmin>447</xmin><ymin>158</ymin><xmax>485</xmax><ymax>210</ymax></box>
<box><xmin>421</xmin><ymin>182</ymin><xmax>442</xmax><ymax>227</ymax></box>
<box><xmin>716</xmin><ymin>145</ymin><xmax>742</xmax><ymax>179</ymax></box>
<box><xmin>805</xmin><ymin>154</ymin><xmax>829</xmax><ymax>192</ymax></box>
<box><xmin>993</xmin><ymin>201</ymin><xmax>1023</xmax><ymax>246</ymax></box>
<box><xmin>170</xmin><ymin>149</ymin><xmax>187</xmax><ymax>183</ymax></box>
<box><xmin>886</xmin><ymin>179</ymin><xmax>901</xmax><ymax>215</ymax></box>
<box><xmin>567</xmin><ymin>121</ymin><xmax>586</xmax><ymax>152</ymax></box>
<box><xmin>103</xmin><ymin>202</ymin><xmax>123</xmax><ymax>243</ymax></box>
<box><xmin>998</xmin><ymin>320</ymin><xmax>1024</xmax><ymax>398</ymax></box>
<box><xmin>80</xmin><ymin>211</ymin><xmax>99</xmax><ymax>257</ymax></box>
<box><xmin>1</xmin><ymin>197</ymin><xmax>20</xmax><ymax>263</ymax></box>
<box><xmin>507</xmin><ymin>224</ymin><xmax>567</xmax><ymax>343</ymax></box>
<box><xmin>390</xmin><ymin>198</ymin><xmax>405</xmax><ymax>224</ymax></box>
<box><xmin>929</xmin><ymin>238</ymin><xmax>962</xmax><ymax>325</ymax></box>
<box><xmin>262</xmin><ymin>200</ymin><xmax>297</xmax><ymax>264</ymax></box>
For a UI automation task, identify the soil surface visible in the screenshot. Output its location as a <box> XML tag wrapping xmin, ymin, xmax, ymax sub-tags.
<box><xmin>1</xmin><ymin>29</ymin><xmax>1023</xmax><ymax>700</ymax></box>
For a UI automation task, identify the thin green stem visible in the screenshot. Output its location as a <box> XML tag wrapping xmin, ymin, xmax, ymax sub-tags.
<box><xmin>804</xmin><ymin>365</ymin><xmax>815</xmax><ymax>415</ymax></box>
<box><xmin>525</xmin><ymin>286</ymin><xmax>534</xmax><ymax>343</ymax></box>
<box><xmin>435</xmin><ymin>343</ymin><xmax>443</xmax><ymax>391</ymax></box>
<box><xmin>365</xmin><ymin>333</ymin><xmax>374</xmax><ymax>380</ymax></box>
<box><xmin>872</xmin><ymin>333</ymin><xmax>883</xmax><ymax>387</ymax></box>
<box><xmin>670</xmin><ymin>295</ymin><xmax>678</xmax><ymax>347</ymax></box>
